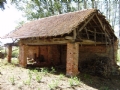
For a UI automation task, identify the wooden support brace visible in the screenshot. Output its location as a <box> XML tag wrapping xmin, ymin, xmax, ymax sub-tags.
<box><xmin>87</xmin><ymin>29</ymin><xmax>105</xmax><ymax>35</ymax></box>
<box><xmin>85</xmin><ymin>27</ymin><xmax>89</xmax><ymax>39</ymax></box>
<box><xmin>92</xmin><ymin>18</ymin><xmax>103</xmax><ymax>32</ymax></box>
<box><xmin>95</xmin><ymin>15</ymin><xmax>111</xmax><ymax>38</ymax></box>
<box><xmin>94</xmin><ymin>29</ymin><xmax>96</xmax><ymax>46</ymax></box>
<box><xmin>105</xmin><ymin>33</ymin><xmax>107</xmax><ymax>46</ymax></box>
<box><xmin>73</xmin><ymin>29</ymin><xmax>77</xmax><ymax>40</ymax></box>
<box><xmin>78</xmin><ymin>13</ymin><xmax>95</xmax><ymax>32</ymax></box>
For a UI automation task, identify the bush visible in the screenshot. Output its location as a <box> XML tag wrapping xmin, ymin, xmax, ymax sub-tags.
<box><xmin>12</xmin><ymin>47</ymin><xmax>19</xmax><ymax>58</ymax></box>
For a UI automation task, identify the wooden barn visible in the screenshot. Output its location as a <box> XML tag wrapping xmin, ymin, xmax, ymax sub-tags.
<box><xmin>4</xmin><ymin>9</ymin><xmax>118</xmax><ymax>76</ymax></box>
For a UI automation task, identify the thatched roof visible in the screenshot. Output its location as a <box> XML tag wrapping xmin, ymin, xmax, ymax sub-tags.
<box><xmin>3</xmin><ymin>9</ymin><xmax>116</xmax><ymax>39</ymax></box>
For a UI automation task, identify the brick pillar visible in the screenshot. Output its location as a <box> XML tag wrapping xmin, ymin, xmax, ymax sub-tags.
<box><xmin>7</xmin><ymin>45</ymin><xmax>12</xmax><ymax>63</ymax></box>
<box><xmin>66</xmin><ymin>43</ymin><xmax>79</xmax><ymax>76</ymax></box>
<box><xmin>19</xmin><ymin>44</ymin><xmax>27</xmax><ymax>68</ymax></box>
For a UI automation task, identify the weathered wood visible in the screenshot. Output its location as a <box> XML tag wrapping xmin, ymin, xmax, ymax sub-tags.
<box><xmin>95</xmin><ymin>15</ymin><xmax>111</xmax><ymax>38</ymax></box>
<box><xmin>92</xmin><ymin>18</ymin><xmax>98</xmax><ymax>25</ymax></box>
<box><xmin>105</xmin><ymin>33</ymin><xmax>107</xmax><ymax>46</ymax></box>
<box><xmin>78</xmin><ymin>13</ymin><xmax>96</xmax><ymax>32</ymax></box>
<box><xmin>95</xmin><ymin>14</ymin><xmax>111</xmax><ymax>43</ymax></box>
<box><xmin>19</xmin><ymin>33</ymin><xmax>110</xmax><ymax>46</ymax></box>
<box><xmin>73</xmin><ymin>29</ymin><xmax>77</xmax><ymax>40</ymax></box>
<box><xmin>94</xmin><ymin>29</ymin><xmax>96</xmax><ymax>46</ymax></box>
<box><xmin>20</xmin><ymin>38</ymin><xmax>108</xmax><ymax>45</ymax></box>
<box><xmin>87</xmin><ymin>29</ymin><xmax>105</xmax><ymax>35</ymax></box>
<box><xmin>25</xmin><ymin>40</ymin><xmax>71</xmax><ymax>45</ymax></box>
<box><xmin>4</xmin><ymin>43</ymin><xmax>18</xmax><ymax>46</ymax></box>
<box><xmin>85</xmin><ymin>28</ymin><xmax>89</xmax><ymax>39</ymax></box>
<box><xmin>65</xmin><ymin>36</ymin><xmax>74</xmax><ymax>40</ymax></box>
<box><xmin>7</xmin><ymin>45</ymin><xmax>12</xmax><ymax>63</ymax></box>
<box><xmin>92</xmin><ymin>18</ymin><xmax>103</xmax><ymax>32</ymax></box>
<box><xmin>78</xmin><ymin>40</ymin><xmax>108</xmax><ymax>45</ymax></box>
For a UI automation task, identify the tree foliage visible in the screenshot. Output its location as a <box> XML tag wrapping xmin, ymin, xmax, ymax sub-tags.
<box><xmin>0</xmin><ymin>0</ymin><xmax>6</xmax><ymax>10</ymax></box>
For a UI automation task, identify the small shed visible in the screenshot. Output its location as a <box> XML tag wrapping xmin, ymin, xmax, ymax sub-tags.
<box><xmin>4</xmin><ymin>9</ymin><xmax>117</xmax><ymax>76</ymax></box>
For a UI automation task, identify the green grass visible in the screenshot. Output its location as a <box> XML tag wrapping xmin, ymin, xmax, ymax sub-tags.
<box><xmin>23</xmin><ymin>78</ymin><xmax>31</xmax><ymax>85</ymax></box>
<box><xmin>117</xmin><ymin>49</ymin><xmax>120</xmax><ymax>62</ymax></box>
<box><xmin>48</xmin><ymin>80</ymin><xmax>59</xmax><ymax>90</ymax></box>
<box><xmin>9</xmin><ymin>75</ymin><xmax>15</xmax><ymax>85</ymax></box>
<box><xmin>69</xmin><ymin>76</ymin><xmax>80</xmax><ymax>87</ymax></box>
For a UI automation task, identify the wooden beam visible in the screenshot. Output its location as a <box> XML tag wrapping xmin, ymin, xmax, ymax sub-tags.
<box><xmin>20</xmin><ymin>36</ymin><xmax>109</xmax><ymax>46</ymax></box>
<box><xmin>92</xmin><ymin>18</ymin><xmax>104</xmax><ymax>33</ymax></box>
<box><xmin>85</xmin><ymin>28</ymin><xmax>89</xmax><ymax>39</ymax></box>
<box><xmin>95</xmin><ymin>15</ymin><xmax>111</xmax><ymax>37</ymax></box>
<box><xmin>26</xmin><ymin>41</ymin><xmax>70</xmax><ymax>45</ymax></box>
<box><xmin>73</xmin><ymin>29</ymin><xmax>77</xmax><ymax>40</ymax></box>
<box><xmin>94</xmin><ymin>29</ymin><xmax>96</xmax><ymax>46</ymax></box>
<box><xmin>95</xmin><ymin>14</ymin><xmax>111</xmax><ymax>42</ymax></box>
<box><xmin>21</xmin><ymin>38</ymin><xmax>74</xmax><ymax>45</ymax></box>
<box><xmin>65</xmin><ymin>36</ymin><xmax>74</xmax><ymax>40</ymax></box>
<box><xmin>4</xmin><ymin>43</ymin><xmax>18</xmax><ymax>46</ymax></box>
<box><xmin>92</xmin><ymin>18</ymin><xmax>98</xmax><ymax>25</ymax></box>
<box><xmin>7</xmin><ymin>45</ymin><xmax>12</xmax><ymax>63</ymax></box>
<box><xmin>95</xmin><ymin>15</ymin><xmax>104</xmax><ymax>28</ymax></box>
<box><xmin>105</xmin><ymin>33</ymin><xmax>107</xmax><ymax>46</ymax></box>
<box><xmin>78</xmin><ymin>40</ymin><xmax>109</xmax><ymax>45</ymax></box>
<box><xmin>87</xmin><ymin>29</ymin><xmax>105</xmax><ymax>35</ymax></box>
<box><xmin>26</xmin><ymin>40</ymin><xmax>108</xmax><ymax>45</ymax></box>
<box><xmin>78</xmin><ymin>13</ymin><xmax>96</xmax><ymax>32</ymax></box>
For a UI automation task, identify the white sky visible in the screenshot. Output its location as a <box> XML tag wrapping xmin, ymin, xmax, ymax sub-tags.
<box><xmin>0</xmin><ymin>2</ymin><xmax>23</xmax><ymax>44</ymax></box>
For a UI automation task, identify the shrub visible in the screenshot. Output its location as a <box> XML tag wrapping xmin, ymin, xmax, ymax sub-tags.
<box><xmin>12</xmin><ymin>50</ymin><xmax>19</xmax><ymax>58</ymax></box>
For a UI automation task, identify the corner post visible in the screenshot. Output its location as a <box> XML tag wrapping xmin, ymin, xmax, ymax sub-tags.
<box><xmin>19</xmin><ymin>44</ymin><xmax>28</xmax><ymax>68</ymax></box>
<box><xmin>66</xmin><ymin>43</ymin><xmax>79</xmax><ymax>76</ymax></box>
<box><xmin>7</xmin><ymin>45</ymin><xmax>12</xmax><ymax>63</ymax></box>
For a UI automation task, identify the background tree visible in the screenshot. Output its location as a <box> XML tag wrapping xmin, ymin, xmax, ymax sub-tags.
<box><xmin>0</xmin><ymin>0</ymin><xmax>6</xmax><ymax>10</ymax></box>
<box><xmin>119</xmin><ymin>0</ymin><xmax>120</xmax><ymax>37</ymax></box>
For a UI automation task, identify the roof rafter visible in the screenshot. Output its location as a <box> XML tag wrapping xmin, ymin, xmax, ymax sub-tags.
<box><xmin>78</xmin><ymin>13</ymin><xmax>96</xmax><ymax>32</ymax></box>
<box><xmin>92</xmin><ymin>18</ymin><xmax>104</xmax><ymax>33</ymax></box>
<box><xmin>95</xmin><ymin>14</ymin><xmax>111</xmax><ymax>42</ymax></box>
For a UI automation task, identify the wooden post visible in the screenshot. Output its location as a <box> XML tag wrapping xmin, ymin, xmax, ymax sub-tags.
<box><xmin>19</xmin><ymin>44</ymin><xmax>27</xmax><ymax>68</ymax></box>
<box><xmin>66</xmin><ymin>43</ymin><xmax>79</xmax><ymax>76</ymax></box>
<box><xmin>7</xmin><ymin>45</ymin><xmax>12</xmax><ymax>63</ymax></box>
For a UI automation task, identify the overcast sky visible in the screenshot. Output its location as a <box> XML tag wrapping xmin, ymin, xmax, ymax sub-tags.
<box><xmin>0</xmin><ymin>2</ymin><xmax>23</xmax><ymax>44</ymax></box>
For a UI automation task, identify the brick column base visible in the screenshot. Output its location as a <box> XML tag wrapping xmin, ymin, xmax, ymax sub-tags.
<box><xmin>66</xmin><ymin>43</ymin><xmax>79</xmax><ymax>76</ymax></box>
<box><xmin>19</xmin><ymin>45</ymin><xmax>27</xmax><ymax>68</ymax></box>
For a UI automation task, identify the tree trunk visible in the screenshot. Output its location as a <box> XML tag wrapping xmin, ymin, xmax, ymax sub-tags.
<box><xmin>78</xmin><ymin>0</ymin><xmax>80</xmax><ymax>10</ymax></box>
<box><xmin>84</xmin><ymin>0</ymin><xmax>87</xmax><ymax>9</ymax></box>
<box><xmin>119</xmin><ymin>0</ymin><xmax>120</xmax><ymax>37</ymax></box>
<box><xmin>91</xmin><ymin>0</ymin><xmax>95</xmax><ymax>8</ymax></box>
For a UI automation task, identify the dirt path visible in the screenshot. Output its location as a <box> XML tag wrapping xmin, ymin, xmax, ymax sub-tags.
<box><xmin>0</xmin><ymin>59</ymin><xmax>120</xmax><ymax>90</ymax></box>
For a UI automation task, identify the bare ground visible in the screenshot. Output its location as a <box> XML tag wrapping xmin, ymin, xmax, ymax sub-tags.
<box><xmin>0</xmin><ymin>59</ymin><xmax>120</xmax><ymax>90</ymax></box>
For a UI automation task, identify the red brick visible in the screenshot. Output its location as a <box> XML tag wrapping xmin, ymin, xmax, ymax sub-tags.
<box><xmin>66</xmin><ymin>43</ymin><xmax>79</xmax><ymax>76</ymax></box>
